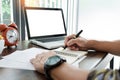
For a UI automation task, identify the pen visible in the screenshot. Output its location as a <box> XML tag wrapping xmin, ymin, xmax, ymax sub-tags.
<box><xmin>64</xmin><ymin>30</ymin><xmax>83</xmax><ymax>49</ymax></box>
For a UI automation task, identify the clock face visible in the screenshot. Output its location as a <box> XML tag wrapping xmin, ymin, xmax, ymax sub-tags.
<box><xmin>6</xmin><ymin>29</ymin><xmax>18</xmax><ymax>44</ymax></box>
<box><xmin>47</xmin><ymin>56</ymin><xmax>61</xmax><ymax>66</ymax></box>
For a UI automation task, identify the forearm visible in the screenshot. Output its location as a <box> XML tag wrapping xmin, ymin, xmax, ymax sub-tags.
<box><xmin>87</xmin><ymin>40</ymin><xmax>120</xmax><ymax>56</ymax></box>
<box><xmin>51</xmin><ymin>63</ymin><xmax>89</xmax><ymax>80</ymax></box>
<box><xmin>50</xmin><ymin>62</ymin><xmax>120</xmax><ymax>80</ymax></box>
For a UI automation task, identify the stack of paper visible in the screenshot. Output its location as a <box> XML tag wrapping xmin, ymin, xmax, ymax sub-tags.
<box><xmin>0</xmin><ymin>47</ymin><xmax>48</xmax><ymax>70</ymax></box>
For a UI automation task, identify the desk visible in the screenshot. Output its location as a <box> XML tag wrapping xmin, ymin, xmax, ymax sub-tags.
<box><xmin>0</xmin><ymin>41</ymin><xmax>114</xmax><ymax>80</ymax></box>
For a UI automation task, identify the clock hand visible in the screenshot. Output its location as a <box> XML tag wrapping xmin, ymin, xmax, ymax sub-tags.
<box><xmin>8</xmin><ymin>36</ymin><xmax>13</xmax><ymax>39</ymax></box>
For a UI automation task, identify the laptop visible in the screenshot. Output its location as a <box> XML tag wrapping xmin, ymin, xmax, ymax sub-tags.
<box><xmin>24</xmin><ymin>7</ymin><xmax>67</xmax><ymax>49</ymax></box>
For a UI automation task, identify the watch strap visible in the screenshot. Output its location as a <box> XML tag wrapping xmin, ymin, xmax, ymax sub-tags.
<box><xmin>44</xmin><ymin>67</ymin><xmax>53</xmax><ymax>80</ymax></box>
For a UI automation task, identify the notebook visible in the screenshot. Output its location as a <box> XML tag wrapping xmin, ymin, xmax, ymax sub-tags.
<box><xmin>24</xmin><ymin>7</ymin><xmax>67</xmax><ymax>49</ymax></box>
<box><xmin>54</xmin><ymin>47</ymin><xmax>88</xmax><ymax>64</ymax></box>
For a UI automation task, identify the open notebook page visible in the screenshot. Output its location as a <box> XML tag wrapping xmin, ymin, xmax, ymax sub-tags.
<box><xmin>54</xmin><ymin>47</ymin><xmax>88</xmax><ymax>64</ymax></box>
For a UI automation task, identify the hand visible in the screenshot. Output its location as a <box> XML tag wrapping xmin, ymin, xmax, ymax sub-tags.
<box><xmin>64</xmin><ymin>34</ymin><xmax>88</xmax><ymax>51</ymax></box>
<box><xmin>30</xmin><ymin>51</ymin><xmax>56</xmax><ymax>74</ymax></box>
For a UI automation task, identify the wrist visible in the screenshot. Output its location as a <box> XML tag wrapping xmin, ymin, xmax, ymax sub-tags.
<box><xmin>50</xmin><ymin>62</ymin><xmax>68</xmax><ymax>80</ymax></box>
<box><xmin>86</xmin><ymin>40</ymin><xmax>98</xmax><ymax>50</ymax></box>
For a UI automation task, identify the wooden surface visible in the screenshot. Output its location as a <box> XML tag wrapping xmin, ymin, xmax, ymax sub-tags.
<box><xmin>0</xmin><ymin>41</ymin><xmax>114</xmax><ymax>80</ymax></box>
<box><xmin>0</xmin><ymin>68</ymin><xmax>46</xmax><ymax>80</ymax></box>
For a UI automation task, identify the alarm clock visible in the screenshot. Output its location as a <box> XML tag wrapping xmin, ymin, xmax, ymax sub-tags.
<box><xmin>0</xmin><ymin>23</ymin><xmax>19</xmax><ymax>46</ymax></box>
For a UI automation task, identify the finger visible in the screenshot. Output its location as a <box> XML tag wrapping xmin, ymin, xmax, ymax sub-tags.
<box><xmin>67</xmin><ymin>39</ymin><xmax>77</xmax><ymax>46</ymax></box>
<box><xmin>30</xmin><ymin>58</ymin><xmax>43</xmax><ymax>73</ymax></box>
<box><xmin>69</xmin><ymin>46</ymin><xmax>79</xmax><ymax>51</ymax></box>
<box><xmin>64</xmin><ymin>34</ymin><xmax>76</xmax><ymax>45</ymax></box>
<box><xmin>30</xmin><ymin>58</ymin><xmax>35</xmax><ymax>64</ymax></box>
<box><xmin>40</xmin><ymin>56</ymin><xmax>48</xmax><ymax>65</ymax></box>
<box><xmin>38</xmin><ymin>56</ymin><xmax>48</xmax><ymax>74</ymax></box>
<box><xmin>35</xmin><ymin>52</ymin><xmax>47</xmax><ymax>58</ymax></box>
<box><xmin>30</xmin><ymin>58</ymin><xmax>39</xmax><ymax>65</ymax></box>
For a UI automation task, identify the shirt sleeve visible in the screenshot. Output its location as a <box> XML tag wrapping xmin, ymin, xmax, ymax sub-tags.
<box><xmin>87</xmin><ymin>69</ymin><xmax>120</xmax><ymax>80</ymax></box>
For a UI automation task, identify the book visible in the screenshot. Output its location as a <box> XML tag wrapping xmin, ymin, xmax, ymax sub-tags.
<box><xmin>54</xmin><ymin>47</ymin><xmax>88</xmax><ymax>64</ymax></box>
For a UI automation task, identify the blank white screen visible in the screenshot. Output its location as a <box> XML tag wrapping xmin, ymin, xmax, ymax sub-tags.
<box><xmin>26</xmin><ymin>9</ymin><xmax>65</xmax><ymax>37</ymax></box>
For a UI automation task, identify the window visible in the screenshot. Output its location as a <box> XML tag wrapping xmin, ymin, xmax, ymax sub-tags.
<box><xmin>0</xmin><ymin>0</ymin><xmax>13</xmax><ymax>24</ymax></box>
<box><xmin>78</xmin><ymin>0</ymin><xmax>120</xmax><ymax>41</ymax></box>
<box><xmin>24</xmin><ymin>0</ymin><xmax>68</xmax><ymax>21</ymax></box>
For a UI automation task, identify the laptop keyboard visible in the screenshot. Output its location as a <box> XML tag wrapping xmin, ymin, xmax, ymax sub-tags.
<box><xmin>37</xmin><ymin>37</ymin><xmax>65</xmax><ymax>43</ymax></box>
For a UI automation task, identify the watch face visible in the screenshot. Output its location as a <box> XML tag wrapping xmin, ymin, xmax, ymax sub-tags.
<box><xmin>47</xmin><ymin>56</ymin><xmax>61</xmax><ymax>66</ymax></box>
<box><xmin>6</xmin><ymin>29</ymin><xmax>18</xmax><ymax>43</ymax></box>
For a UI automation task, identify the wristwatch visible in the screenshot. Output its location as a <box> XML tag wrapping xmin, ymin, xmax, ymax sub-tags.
<box><xmin>44</xmin><ymin>55</ymin><xmax>66</xmax><ymax>80</ymax></box>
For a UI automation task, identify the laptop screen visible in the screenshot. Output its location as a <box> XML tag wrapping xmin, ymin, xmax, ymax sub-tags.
<box><xmin>24</xmin><ymin>7</ymin><xmax>67</xmax><ymax>39</ymax></box>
